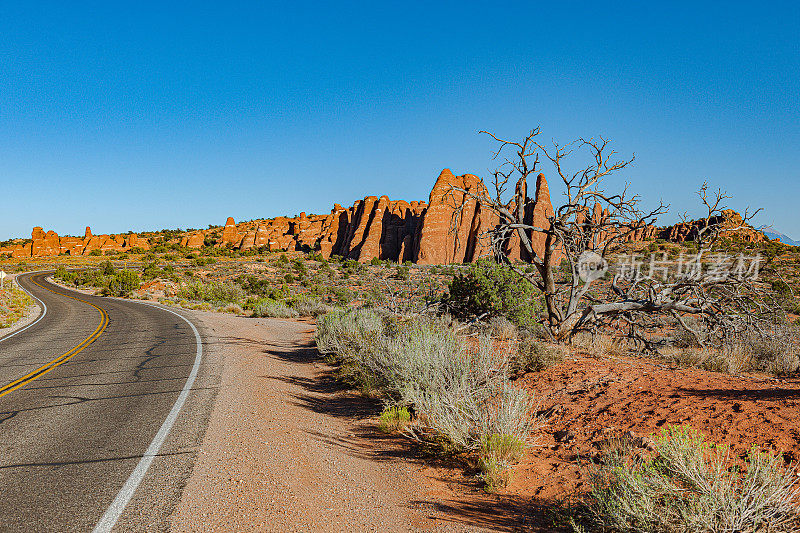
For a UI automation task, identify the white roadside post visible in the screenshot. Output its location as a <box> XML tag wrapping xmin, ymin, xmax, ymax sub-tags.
<box><xmin>0</xmin><ymin>270</ymin><xmax>6</xmax><ymax>289</ymax></box>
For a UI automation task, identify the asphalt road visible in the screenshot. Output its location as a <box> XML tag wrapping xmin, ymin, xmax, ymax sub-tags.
<box><xmin>0</xmin><ymin>272</ymin><xmax>217</xmax><ymax>532</ymax></box>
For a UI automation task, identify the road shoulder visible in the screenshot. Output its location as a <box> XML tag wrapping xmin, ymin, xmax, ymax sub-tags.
<box><xmin>169</xmin><ymin>311</ymin><xmax>498</xmax><ymax>532</ymax></box>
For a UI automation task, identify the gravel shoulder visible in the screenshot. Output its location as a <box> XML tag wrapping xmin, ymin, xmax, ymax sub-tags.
<box><xmin>169</xmin><ymin>312</ymin><xmax>508</xmax><ymax>532</ymax></box>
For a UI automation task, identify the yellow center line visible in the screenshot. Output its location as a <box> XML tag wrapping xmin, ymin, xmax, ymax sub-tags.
<box><xmin>0</xmin><ymin>275</ymin><xmax>109</xmax><ymax>398</ymax></box>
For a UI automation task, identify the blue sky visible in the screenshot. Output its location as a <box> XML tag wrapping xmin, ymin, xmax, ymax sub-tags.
<box><xmin>1</xmin><ymin>1</ymin><xmax>798</xmax><ymax>240</ymax></box>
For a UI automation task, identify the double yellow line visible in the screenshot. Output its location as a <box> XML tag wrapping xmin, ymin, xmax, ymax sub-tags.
<box><xmin>0</xmin><ymin>275</ymin><xmax>109</xmax><ymax>399</ymax></box>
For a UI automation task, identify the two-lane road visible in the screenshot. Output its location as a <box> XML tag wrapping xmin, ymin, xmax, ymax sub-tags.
<box><xmin>0</xmin><ymin>273</ymin><xmax>215</xmax><ymax>532</ymax></box>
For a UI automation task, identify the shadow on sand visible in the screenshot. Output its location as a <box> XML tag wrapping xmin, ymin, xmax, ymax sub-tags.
<box><xmin>255</xmin><ymin>335</ymin><xmax>572</xmax><ymax>532</ymax></box>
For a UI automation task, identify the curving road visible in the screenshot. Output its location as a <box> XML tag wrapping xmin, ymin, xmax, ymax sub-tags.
<box><xmin>0</xmin><ymin>272</ymin><xmax>216</xmax><ymax>532</ymax></box>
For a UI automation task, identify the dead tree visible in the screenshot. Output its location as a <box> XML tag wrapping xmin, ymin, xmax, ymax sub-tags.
<box><xmin>449</xmin><ymin>129</ymin><xmax>783</xmax><ymax>350</ymax></box>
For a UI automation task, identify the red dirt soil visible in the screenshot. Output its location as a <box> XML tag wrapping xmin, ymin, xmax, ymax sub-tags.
<box><xmin>510</xmin><ymin>354</ymin><xmax>800</xmax><ymax>504</ymax></box>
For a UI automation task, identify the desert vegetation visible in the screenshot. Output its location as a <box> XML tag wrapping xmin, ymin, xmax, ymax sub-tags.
<box><xmin>316</xmin><ymin>308</ymin><xmax>540</xmax><ymax>490</ymax></box>
<box><xmin>0</xmin><ymin>280</ymin><xmax>33</xmax><ymax>329</ymax></box>
<box><xmin>574</xmin><ymin>426</ymin><xmax>800</xmax><ymax>532</ymax></box>
<box><xmin>54</xmin><ymin>263</ymin><xmax>140</xmax><ymax>297</ymax></box>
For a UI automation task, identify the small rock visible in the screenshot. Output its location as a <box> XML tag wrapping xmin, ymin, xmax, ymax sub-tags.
<box><xmin>554</xmin><ymin>429</ymin><xmax>576</xmax><ymax>443</ymax></box>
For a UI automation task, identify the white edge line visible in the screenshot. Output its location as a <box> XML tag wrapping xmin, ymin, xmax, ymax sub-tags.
<box><xmin>92</xmin><ymin>302</ymin><xmax>203</xmax><ymax>533</ymax></box>
<box><xmin>0</xmin><ymin>271</ymin><xmax>49</xmax><ymax>344</ymax></box>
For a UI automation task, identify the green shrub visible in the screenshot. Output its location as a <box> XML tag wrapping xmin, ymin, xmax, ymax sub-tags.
<box><xmin>89</xmin><ymin>249</ymin><xmax>102</xmax><ymax>256</ymax></box>
<box><xmin>343</xmin><ymin>259</ymin><xmax>364</xmax><ymax>274</ymax></box>
<box><xmin>394</xmin><ymin>265</ymin><xmax>410</xmax><ymax>280</ymax></box>
<box><xmin>178</xmin><ymin>280</ymin><xmax>245</xmax><ymax>304</ymax></box>
<box><xmin>581</xmin><ymin>425</ymin><xmax>800</xmax><ymax>532</ymax></box>
<box><xmin>331</xmin><ymin>287</ymin><xmax>355</xmax><ymax>305</ymax></box>
<box><xmin>109</xmin><ymin>270</ymin><xmax>140</xmax><ymax>296</ymax></box>
<box><xmin>446</xmin><ymin>258</ymin><xmax>541</xmax><ymax>330</ymax></box>
<box><xmin>100</xmin><ymin>261</ymin><xmax>115</xmax><ymax>276</ymax></box>
<box><xmin>378</xmin><ymin>405</ymin><xmax>411</xmax><ymax>433</ymax></box>
<box><xmin>54</xmin><ymin>265</ymin><xmax>69</xmax><ymax>280</ymax></box>
<box><xmin>292</xmin><ymin>258</ymin><xmax>307</xmax><ymax>276</ymax></box>
<box><xmin>142</xmin><ymin>261</ymin><xmax>161</xmax><ymax>279</ymax></box>
<box><xmin>193</xmin><ymin>257</ymin><xmax>216</xmax><ymax>267</ymax></box>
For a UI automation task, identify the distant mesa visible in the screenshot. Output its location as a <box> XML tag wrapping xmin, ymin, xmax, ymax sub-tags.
<box><xmin>759</xmin><ymin>225</ymin><xmax>799</xmax><ymax>246</ymax></box>
<box><xmin>0</xmin><ymin>171</ymin><xmax>773</xmax><ymax>262</ymax></box>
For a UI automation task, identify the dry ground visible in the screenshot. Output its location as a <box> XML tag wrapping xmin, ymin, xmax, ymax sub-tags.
<box><xmin>170</xmin><ymin>310</ymin><xmax>800</xmax><ymax>531</ymax></box>
<box><xmin>515</xmin><ymin>354</ymin><xmax>800</xmax><ymax>505</ymax></box>
<box><xmin>170</xmin><ymin>312</ymin><xmax>519</xmax><ymax>532</ymax></box>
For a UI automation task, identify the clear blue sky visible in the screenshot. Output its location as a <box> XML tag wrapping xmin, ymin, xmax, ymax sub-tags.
<box><xmin>1</xmin><ymin>1</ymin><xmax>798</xmax><ymax>241</ymax></box>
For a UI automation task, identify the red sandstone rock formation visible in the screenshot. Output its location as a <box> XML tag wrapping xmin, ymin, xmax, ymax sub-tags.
<box><xmin>4</xmin><ymin>173</ymin><xmax>768</xmax><ymax>262</ymax></box>
<box><xmin>31</xmin><ymin>228</ymin><xmax>61</xmax><ymax>257</ymax></box>
<box><xmin>183</xmin><ymin>232</ymin><xmax>205</xmax><ymax>249</ymax></box>
<box><xmin>220</xmin><ymin>217</ymin><xmax>238</xmax><ymax>246</ymax></box>
<box><xmin>658</xmin><ymin>209</ymin><xmax>766</xmax><ymax>244</ymax></box>
<box><xmin>126</xmin><ymin>234</ymin><xmax>151</xmax><ymax>250</ymax></box>
<box><xmin>416</xmin><ymin>169</ymin><xmax>491</xmax><ymax>264</ymax></box>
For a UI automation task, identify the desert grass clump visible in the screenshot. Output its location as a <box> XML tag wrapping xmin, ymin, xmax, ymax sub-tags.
<box><xmin>489</xmin><ymin>316</ymin><xmax>518</xmax><ymax>340</ymax></box>
<box><xmin>378</xmin><ymin>405</ymin><xmax>411</xmax><ymax>433</ymax></box>
<box><xmin>315</xmin><ymin>309</ymin><xmax>387</xmax><ymax>393</ymax></box>
<box><xmin>316</xmin><ymin>311</ymin><xmax>540</xmax><ymax>474</ymax></box>
<box><xmin>478</xmin><ymin>430</ymin><xmax>527</xmax><ymax>491</ymax></box>
<box><xmin>510</xmin><ymin>331</ymin><xmax>565</xmax><ymax>376</ymax></box>
<box><xmin>478</xmin><ymin>455</ymin><xmax>512</xmax><ymax>493</ymax></box>
<box><xmin>294</xmin><ymin>298</ymin><xmax>334</xmax><ymax>317</ymax></box>
<box><xmin>315</xmin><ymin>308</ymin><xmax>384</xmax><ymax>361</ymax></box>
<box><xmin>220</xmin><ymin>303</ymin><xmax>244</xmax><ymax>315</ymax></box>
<box><xmin>580</xmin><ymin>425</ymin><xmax>800</xmax><ymax>533</ymax></box>
<box><xmin>481</xmin><ymin>433</ymin><xmax>526</xmax><ymax>464</ymax></box>
<box><xmin>737</xmin><ymin>324</ymin><xmax>800</xmax><ymax>375</ymax></box>
<box><xmin>664</xmin><ymin>324</ymin><xmax>800</xmax><ymax>376</ymax></box>
<box><xmin>250</xmin><ymin>298</ymin><xmax>299</xmax><ymax>318</ymax></box>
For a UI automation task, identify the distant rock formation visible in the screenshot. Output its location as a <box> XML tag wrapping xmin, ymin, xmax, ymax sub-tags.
<box><xmin>0</xmin><ymin>171</ymin><xmax>770</xmax><ymax>262</ymax></box>
<box><xmin>0</xmin><ymin>226</ymin><xmax>151</xmax><ymax>258</ymax></box>
<box><xmin>657</xmin><ymin>210</ymin><xmax>766</xmax><ymax>244</ymax></box>
<box><xmin>220</xmin><ymin>217</ymin><xmax>239</xmax><ymax>246</ymax></box>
